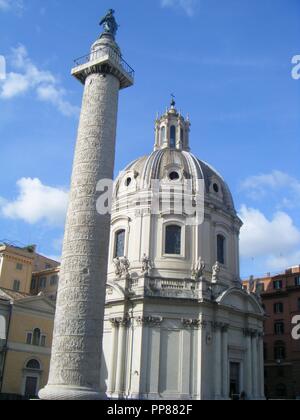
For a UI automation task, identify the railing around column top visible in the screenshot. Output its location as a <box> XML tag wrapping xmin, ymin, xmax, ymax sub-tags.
<box><xmin>74</xmin><ymin>46</ymin><xmax>135</xmax><ymax>80</ymax></box>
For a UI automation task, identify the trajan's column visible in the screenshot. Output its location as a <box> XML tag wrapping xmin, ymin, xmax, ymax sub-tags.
<box><xmin>39</xmin><ymin>10</ymin><xmax>134</xmax><ymax>400</ymax></box>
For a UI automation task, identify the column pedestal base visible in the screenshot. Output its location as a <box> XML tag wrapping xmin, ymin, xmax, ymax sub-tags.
<box><xmin>39</xmin><ymin>385</ymin><xmax>105</xmax><ymax>401</ymax></box>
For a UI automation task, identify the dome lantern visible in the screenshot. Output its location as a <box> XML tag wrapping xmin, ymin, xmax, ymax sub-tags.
<box><xmin>154</xmin><ymin>99</ymin><xmax>191</xmax><ymax>152</ymax></box>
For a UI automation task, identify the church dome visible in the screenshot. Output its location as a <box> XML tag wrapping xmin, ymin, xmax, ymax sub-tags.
<box><xmin>108</xmin><ymin>101</ymin><xmax>242</xmax><ymax>289</ymax></box>
<box><xmin>116</xmin><ymin>148</ymin><xmax>236</xmax><ymax>214</ymax></box>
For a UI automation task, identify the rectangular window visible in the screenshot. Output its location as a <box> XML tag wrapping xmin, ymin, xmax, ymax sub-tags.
<box><xmin>16</xmin><ymin>263</ymin><xmax>23</xmax><ymax>271</ymax></box>
<box><xmin>26</xmin><ymin>332</ymin><xmax>32</xmax><ymax>345</ymax></box>
<box><xmin>217</xmin><ymin>235</ymin><xmax>226</xmax><ymax>265</ymax></box>
<box><xmin>41</xmin><ymin>335</ymin><xmax>46</xmax><ymax>347</ymax></box>
<box><xmin>230</xmin><ymin>363</ymin><xmax>241</xmax><ymax>398</ymax></box>
<box><xmin>295</xmin><ymin>277</ymin><xmax>300</xmax><ymax>287</ymax></box>
<box><xmin>273</xmin><ymin>280</ymin><xmax>283</xmax><ymax>290</ymax></box>
<box><xmin>274</xmin><ymin>322</ymin><xmax>285</xmax><ymax>335</ymax></box>
<box><xmin>31</xmin><ymin>278</ymin><xmax>36</xmax><ymax>290</ymax></box>
<box><xmin>39</xmin><ymin>277</ymin><xmax>47</xmax><ymax>289</ymax></box>
<box><xmin>274</xmin><ymin>303</ymin><xmax>284</xmax><ymax>314</ymax></box>
<box><xmin>115</xmin><ymin>230</ymin><xmax>126</xmax><ymax>258</ymax></box>
<box><xmin>165</xmin><ymin>225</ymin><xmax>182</xmax><ymax>255</ymax></box>
<box><xmin>13</xmin><ymin>280</ymin><xmax>20</xmax><ymax>292</ymax></box>
<box><xmin>50</xmin><ymin>275</ymin><xmax>58</xmax><ymax>286</ymax></box>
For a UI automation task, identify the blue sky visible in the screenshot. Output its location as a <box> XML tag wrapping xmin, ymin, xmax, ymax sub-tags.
<box><xmin>0</xmin><ymin>0</ymin><xmax>299</xmax><ymax>278</ymax></box>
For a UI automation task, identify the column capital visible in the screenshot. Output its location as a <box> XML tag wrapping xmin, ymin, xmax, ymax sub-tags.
<box><xmin>110</xmin><ymin>317</ymin><xmax>130</xmax><ymax>327</ymax></box>
<box><xmin>243</xmin><ymin>328</ymin><xmax>259</xmax><ymax>337</ymax></box>
<box><xmin>182</xmin><ymin>319</ymin><xmax>207</xmax><ymax>329</ymax></box>
<box><xmin>135</xmin><ymin>316</ymin><xmax>163</xmax><ymax>327</ymax></box>
<box><xmin>213</xmin><ymin>322</ymin><xmax>228</xmax><ymax>332</ymax></box>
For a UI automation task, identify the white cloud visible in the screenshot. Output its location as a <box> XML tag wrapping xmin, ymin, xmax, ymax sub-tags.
<box><xmin>161</xmin><ymin>0</ymin><xmax>198</xmax><ymax>17</ymax></box>
<box><xmin>266</xmin><ymin>251</ymin><xmax>300</xmax><ymax>272</ymax></box>
<box><xmin>0</xmin><ymin>178</ymin><xmax>69</xmax><ymax>226</ymax></box>
<box><xmin>239</xmin><ymin>205</ymin><xmax>300</xmax><ymax>269</ymax></box>
<box><xmin>37</xmin><ymin>84</ymin><xmax>79</xmax><ymax>117</ymax></box>
<box><xmin>0</xmin><ymin>0</ymin><xmax>23</xmax><ymax>13</ymax></box>
<box><xmin>240</xmin><ymin>205</ymin><xmax>300</xmax><ymax>257</ymax></box>
<box><xmin>240</xmin><ymin>170</ymin><xmax>300</xmax><ymax>206</ymax></box>
<box><xmin>0</xmin><ymin>45</ymin><xmax>79</xmax><ymax>117</ymax></box>
<box><xmin>0</xmin><ymin>0</ymin><xmax>11</xmax><ymax>10</ymax></box>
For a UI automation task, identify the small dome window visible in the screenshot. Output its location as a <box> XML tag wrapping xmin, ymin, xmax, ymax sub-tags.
<box><xmin>213</xmin><ymin>183</ymin><xmax>219</xmax><ymax>193</ymax></box>
<box><xmin>169</xmin><ymin>171</ymin><xmax>180</xmax><ymax>181</ymax></box>
<box><xmin>125</xmin><ymin>177</ymin><xmax>132</xmax><ymax>187</ymax></box>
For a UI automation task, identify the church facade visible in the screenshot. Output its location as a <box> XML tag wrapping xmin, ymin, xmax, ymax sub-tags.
<box><xmin>100</xmin><ymin>102</ymin><xmax>265</xmax><ymax>400</ymax></box>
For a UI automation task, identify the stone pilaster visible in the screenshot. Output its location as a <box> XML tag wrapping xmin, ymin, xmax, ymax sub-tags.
<box><xmin>221</xmin><ymin>324</ymin><xmax>229</xmax><ymax>399</ymax></box>
<box><xmin>244</xmin><ymin>328</ymin><xmax>253</xmax><ymax>399</ymax></box>
<box><xmin>213</xmin><ymin>323</ymin><xmax>223</xmax><ymax>400</ymax></box>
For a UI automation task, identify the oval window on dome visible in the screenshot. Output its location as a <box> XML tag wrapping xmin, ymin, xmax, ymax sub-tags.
<box><xmin>169</xmin><ymin>171</ymin><xmax>180</xmax><ymax>181</ymax></box>
<box><xmin>125</xmin><ymin>177</ymin><xmax>132</xmax><ymax>187</ymax></box>
<box><xmin>213</xmin><ymin>183</ymin><xmax>219</xmax><ymax>193</ymax></box>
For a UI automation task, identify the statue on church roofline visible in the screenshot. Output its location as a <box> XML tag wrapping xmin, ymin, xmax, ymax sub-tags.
<box><xmin>100</xmin><ymin>9</ymin><xmax>119</xmax><ymax>38</ymax></box>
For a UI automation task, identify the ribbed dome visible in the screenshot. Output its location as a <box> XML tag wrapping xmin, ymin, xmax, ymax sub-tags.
<box><xmin>116</xmin><ymin>148</ymin><xmax>236</xmax><ymax>213</ymax></box>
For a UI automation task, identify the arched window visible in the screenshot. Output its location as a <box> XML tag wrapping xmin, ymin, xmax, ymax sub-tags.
<box><xmin>32</xmin><ymin>328</ymin><xmax>41</xmax><ymax>346</ymax></box>
<box><xmin>165</xmin><ymin>225</ymin><xmax>182</xmax><ymax>255</ymax></box>
<box><xmin>217</xmin><ymin>234</ymin><xmax>226</xmax><ymax>265</ymax></box>
<box><xmin>170</xmin><ymin>126</ymin><xmax>176</xmax><ymax>148</ymax></box>
<box><xmin>26</xmin><ymin>359</ymin><xmax>41</xmax><ymax>370</ymax></box>
<box><xmin>0</xmin><ymin>315</ymin><xmax>6</xmax><ymax>340</ymax></box>
<box><xmin>161</xmin><ymin>126</ymin><xmax>166</xmax><ymax>143</ymax></box>
<box><xmin>180</xmin><ymin>128</ymin><xmax>184</xmax><ymax>143</ymax></box>
<box><xmin>274</xmin><ymin>341</ymin><xmax>286</xmax><ymax>361</ymax></box>
<box><xmin>115</xmin><ymin>230</ymin><xmax>126</xmax><ymax>258</ymax></box>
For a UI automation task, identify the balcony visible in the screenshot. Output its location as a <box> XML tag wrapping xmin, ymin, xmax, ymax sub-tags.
<box><xmin>72</xmin><ymin>46</ymin><xmax>135</xmax><ymax>89</ymax></box>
